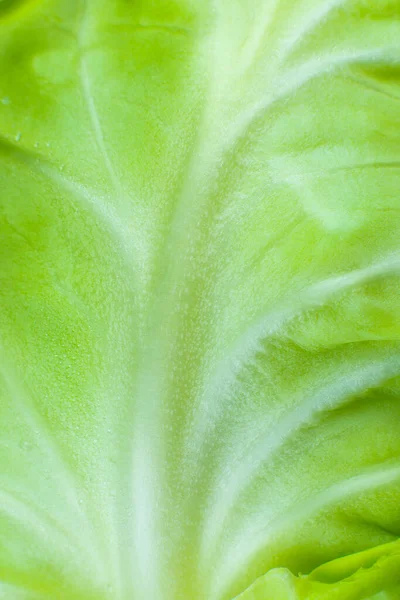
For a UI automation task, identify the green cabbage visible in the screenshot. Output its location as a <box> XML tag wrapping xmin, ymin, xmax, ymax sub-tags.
<box><xmin>1</xmin><ymin>1</ymin><xmax>400</xmax><ymax>599</ymax></box>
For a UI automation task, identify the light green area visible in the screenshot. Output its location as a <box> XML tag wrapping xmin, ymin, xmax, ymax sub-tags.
<box><xmin>236</xmin><ymin>540</ymin><xmax>400</xmax><ymax>599</ymax></box>
<box><xmin>1</xmin><ymin>1</ymin><xmax>400</xmax><ymax>599</ymax></box>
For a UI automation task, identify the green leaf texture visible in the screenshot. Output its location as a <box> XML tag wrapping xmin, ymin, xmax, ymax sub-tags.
<box><xmin>1</xmin><ymin>1</ymin><xmax>400</xmax><ymax>599</ymax></box>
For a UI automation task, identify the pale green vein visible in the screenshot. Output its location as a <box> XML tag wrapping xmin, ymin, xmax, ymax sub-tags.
<box><xmin>238</xmin><ymin>0</ymin><xmax>280</xmax><ymax>75</ymax></box>
<box><xmin>200</xmin><ymin>356</ymin><xmax>400</xmax><ymax>571</ymax></box>
<box><xmin>76</xmin><ymin>2</ymin><xmax>146</xmax><ymax>282</ymax></box>
<box><xmin>185</xmin><ymin>254</ymin><xmax>400</xmax><ymax>483</ymax></box>
<box><xmin>78</xmin><ymin>7</ymin><xmax>122</xmax><ymax>201</ymax></box>
<box><xmin>276</xmin><ymin>0</ymin><xmax>348</xmax><ymax>65</ymax></box>
<box><xmin>211</xmin><ymin>462</ymin><xmax>400</xmax><ymax>600</ymax></box>
<box><xmin>288</xmin><ymin>161</ymin><xmax>400</xmax><ymax>181</ymax></box>
<box><xmin>0</xmin><ymin>486</ymin><xmax>98</xmax><ymax>570</ymax></box>
<box><xmin>0</xmin><ymin>130</ymin><xmax>135</xmax><ymax>260</ymax></box>
<box><xmin>228</xmin><ymin>48</ymin><xmax>393</xmax><ymax>152</ymax></box>
<box><xmin>0</xmin><ymin>349</ymin><xmax>104</xmax><ymax>580</ymax></box>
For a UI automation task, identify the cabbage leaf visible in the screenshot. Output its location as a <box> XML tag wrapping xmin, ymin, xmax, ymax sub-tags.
<box><xmin>1</xmin><ymin>0</ymin><xmax>400</xmax><ymax>599</ymax></box>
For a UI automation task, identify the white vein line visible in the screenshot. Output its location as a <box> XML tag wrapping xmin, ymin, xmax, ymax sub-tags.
<box><xmin>234</xmin><ymin>569</ymin><xmax>299</xmax><ymax>600</ymax></box>
<box><xmin>210</xmin><ymin>462</ymin><xmax>400</xmax><ymax>600</ymax></box>
<box><xmin>0</xmin><ymin>350</ymin><xmax>104</xmax><ymax>579</ymax></box>
<box><xmin>38</xmin><ymin>161</ymin><xmax>132</xmax><ymax>251</ymax></box>
<box><xmin>77</xmin><ymin>7</ymin><xmax>128</xmax><ymax>598</ymax></box>
<box><xmin>225</xmin><ymin>48</ymin><xmax>391</xmax><ymax>153</ymax></box>
<box><xmin>284</xmin><ymin>160</ymin><xmax>400</xmax><ymax>183</ymax></box>
<box><xmin>238</xmin><ymin>0</ymin><xmax>280</xmax><ymax>75</ymax></box>
<box><xmin>0</xmin><ymin>130</ymin><xmax>136</xmax><ymax>261</ymax></box>
<box><xmin>131</xmin><ymin>436</ymin><xmax>162</xmax><ymax>600</ymax></box>
<box><xmin>78</xmin><ymin>18</ymin><xmax>122</xmax><ymax>199</ymax></box>
<box><xmin>184</xmin><ymin>253</ymin><xmax>400</xmax><ymax>483</ymax></box>
<box><xmin>0</xmin><ymin>487</ymin><xmax>92</xmax><ymax>564</ymax></box>
<box><xmin>200</xmin><ymin>356</ymin><xmax>400</xmax><ymax>569</ymax></box>
<box><xmin>240</xmin><ymin>0</ymin><xmax>346</xmax><ymax>78</ymax></box>
<box><xmin>276</xmin><ymin>0</ymin><xmax>348</xmax><ymax>65</ymax></box>
<box><xmin>0</xmin><ymin>131</ymin><xmax>111</xmax><ymax>216</ymax></box>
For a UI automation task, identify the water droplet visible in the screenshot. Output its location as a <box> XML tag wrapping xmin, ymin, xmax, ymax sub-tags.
<box><xmin>34</xmin><ymin>142</ymin><xmax>39</xmax><ymax>148</ymax></box>
<box><xmin>46</xmin><ymin>142</ymin><xmax>50</xmax><ymax>147</ymax></box>
<box><xmin>1</xmin><ymin>97</ymin><xmax>10</xmax><ymax>105</ymax></box>
<box><xmin>15</xmin><ymin>132</ymin><xmax>21</xmax><ymax>142</ymax></box>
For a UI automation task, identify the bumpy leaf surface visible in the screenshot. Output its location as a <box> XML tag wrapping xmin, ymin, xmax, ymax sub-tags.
<box><xmin>1</xmin><ymin>1</ymin><xmax>400</xmax><ymax>599</ymax></box>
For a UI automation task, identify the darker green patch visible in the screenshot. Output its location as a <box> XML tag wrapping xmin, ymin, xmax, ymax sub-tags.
<box><xmin>361</xmin><ymin>64</ymin><xmax>400</xmax><ymax>85</ymax></box>
<box><xmin>0</xmin><ymin>0</ymin><xmax>40</xmax><ymax>21</ymax></box>
<box><xmin>354</xmin><ymin>0</ymin><xmax>400</xmax><ymax>20</ymax></box>
<box><xmin>0</xmin><ymin>0</ymin><xmax>25</xmax><ymax>17</ymax></box>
